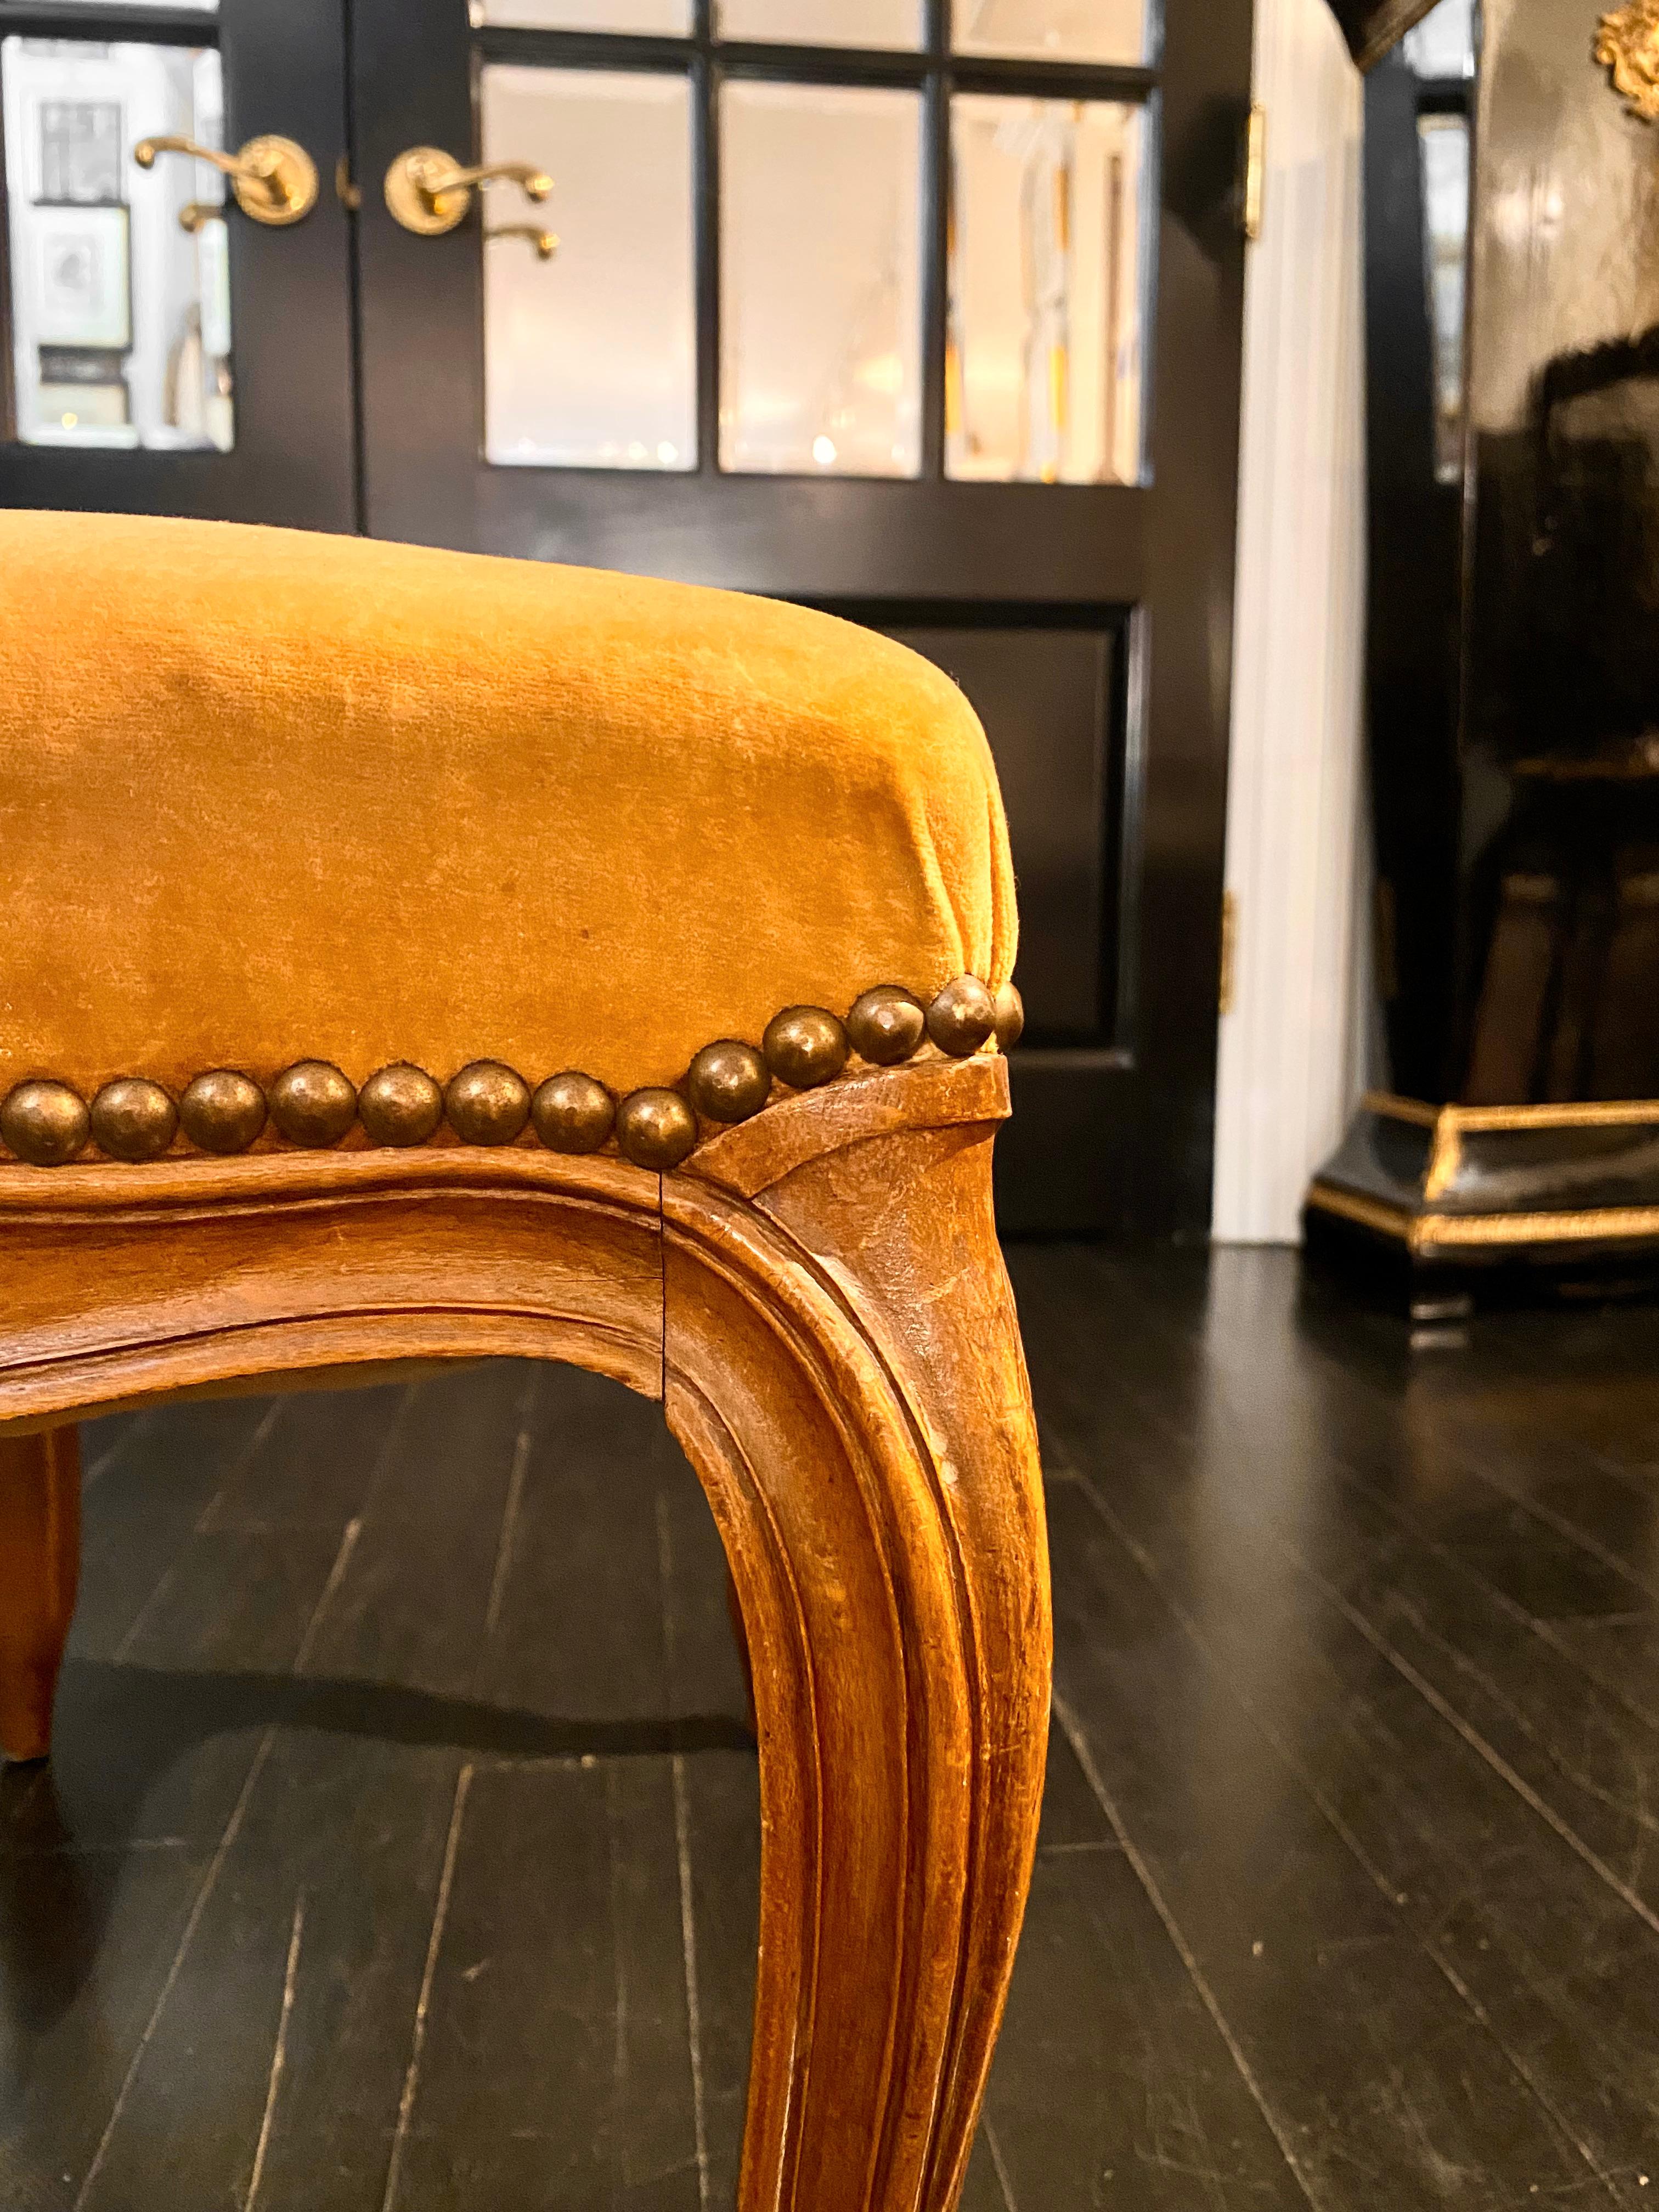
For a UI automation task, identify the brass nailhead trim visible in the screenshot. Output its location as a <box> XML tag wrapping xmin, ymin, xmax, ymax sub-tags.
<box><xmin>359</xmin><ymin>1063</ymin><xmax>444</xmax><ymax>1148</ymax></box>
<box><xmin>532</xmin><ymin>1071</ymin><xmax>615</xmax><ymax>1155</ymax></box>
<box><xmin>268</xmin><ymin>1060</ymin><xmax>357</xmax><ymax>1149</ymax></box>
<box><xmin>763</xmin><ymin>1006</ymin><xmax>849</xmax><ymax>1090</ymax></box>
<box><xmin>616</xmin><ymin>1087</ymin><xmax>698</xmax><ymax>1171</ymax></box>
<box><xmin>686</xmin><ymin>1040</ymin><xmax>771</xmax><ymax>1125</ymax></box>
<box><xmin>445</xmin><ymin>1060</ymin><xmax>531</xmax><ymax>1147</ymax></box>
<box><xmin>179</xmin><ymin>1069</ymin><xmax>267</xmax><ymax>1155</ymax></box>
<box><xmin>90</xmin><ymin>1077</ymin><xmax>177</xmax><ymax>1163</ymax></box>
<box><xmin>1</xmin><ymin>1080</ymin><xmax>90</xmax><ymax>1167</ymax></box>
<box><xmin>0</xmin><ymin>974</ymin><xmax>1019</xmax><ymax>1170</ymax></box>
<box><xmin>847</xmin><ymin>986</ymin><xmax>926</xmax><ymax>1067</ymax></box>
<box><xmin>927</xmin><ymin>975</ymin><xmax>997</xmax><ymax>1058</ymax></box>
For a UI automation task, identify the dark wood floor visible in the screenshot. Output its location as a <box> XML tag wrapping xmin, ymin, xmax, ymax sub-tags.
<box><xmin>5</xmin><ymin>1248</ymin><xmax>1659</xmax><ymax>2208</ymax></box>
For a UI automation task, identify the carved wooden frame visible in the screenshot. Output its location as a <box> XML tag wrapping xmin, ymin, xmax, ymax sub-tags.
<box><xmin>0</xmin><ymin>1053</ymin><xmax>1050</xmax><ymax>2212</ymax></box>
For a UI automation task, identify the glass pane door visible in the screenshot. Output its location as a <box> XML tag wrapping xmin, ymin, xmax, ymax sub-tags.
<box><xmin>0</xmin><ymin>0</ymin><xmax>356</xmax><ymax>527</ymax></box>
<box><xmin>3</xmin><ymin>35</ymin><xmax>232</xmax><ymax>450</ymax></box>
<box><xmin>354</xmin><ymin>0</ymin><xmax>1159</xmax><ymax>552</ymax></box>
<box><xmin>947</xmin><ymin>94</ymin><xmax>1147</xmax><ymax>484</ymax></box>
<box><xmin>349</xmin><ymin>0</ymin><xmax>1253</xmax><ymax>1233</ymax></box>
<box><xmin>481</xmin><ymin>63</ymin><xmax>696</xmax><ymax>469</ymax></box>
<box><xmin>719</xmin><ymin>78</ymin><xmax>923</xmax><ymax>477</ymax></box>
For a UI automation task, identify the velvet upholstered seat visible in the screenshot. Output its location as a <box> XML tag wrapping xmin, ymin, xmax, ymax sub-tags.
<box><xmin>1</xmin><ymin>511</ymin><xmax>1017</xmax><ymax>1136</ymax></box>
<box><xmin>0</xmin><ymin>512</ymin><xmax>1048</xmax><ymax>2212</ymax></box>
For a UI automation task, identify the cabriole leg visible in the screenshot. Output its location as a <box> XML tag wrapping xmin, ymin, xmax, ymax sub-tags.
<box><xmin>0</xmin><ymin>1425</ymin><xmax>81</xmax><ymax>1763</ymax></box>
<box><xmin>665</xmin><ymin>1101</ymin><xmax>1050</xmax><ymax>2212</ymax></box>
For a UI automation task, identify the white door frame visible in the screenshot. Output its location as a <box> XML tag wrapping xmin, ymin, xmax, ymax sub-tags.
<box><xmin>1211</xmin><ymin>0</ymin><xmax>1374</xmax><ymax>1245</ymax></box>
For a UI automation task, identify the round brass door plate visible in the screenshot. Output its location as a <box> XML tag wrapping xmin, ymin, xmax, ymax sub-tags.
<box><xmin>233</xmin><ymin>135</ymin><xmax>320</xmax><ymax>226</ymax></box>
<box><xmin>384</xmin><ymin>146</ymin><xmax>471</xmax><ymax>236</ymax></box>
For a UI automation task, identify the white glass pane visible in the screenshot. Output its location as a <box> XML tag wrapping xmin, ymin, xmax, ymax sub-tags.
<box><xmin>948</xmin><ymin>95</ymin><xmax>1146</xmax><ymax>486</ymax></box>
<box><xmin>953</xmin><ymin>0</ymin><xmax>1150</xmax><ymax>66</ymax></box>
<box><xmin>1419</xmin><ymin>113</ymin><xmax>1470</xmax><ymax>483</ymax></box>
<box><xmin>3</xmin><ymin>38</ymin><xmax>233</xmax><ymax>450</ymax></box>
<box><xmin>477</xmin><ymin>0</ymin><xmax>691</xmax><ymax>29</ymax></box>
<box><xmin>483</xmin><ymin>65</ymin><xmax>695</xmax><ymax>470</ymax></box>
<box><xmin>720</xmin><ymin>80</ymin><xmax>922</xmax><ymax>477</ymax></box>
<box><xmin>716</xmin><ymin>0</ymin><xmax>922</xmax><ymax>46</ymax></box>
<box><xmin>1403</xmin><ymin>0</ymin><xmax>1476</xmax><ymax>78</ymax></box>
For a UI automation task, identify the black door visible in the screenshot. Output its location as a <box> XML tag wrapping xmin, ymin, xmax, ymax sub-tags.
<box><xmin>0</xmin><ymin>0</ymin><xmax>355</xmax><ymax>529</ymax></box>
<box><xmin>348</xmin><ymin>0</ymin><xmax>1254</xmax><ymax>1236</ymax></box>
<box><xmin>0</xmin><ymin>0</ymin><xmax>1254</xmax><ymax>1238</ymax></box>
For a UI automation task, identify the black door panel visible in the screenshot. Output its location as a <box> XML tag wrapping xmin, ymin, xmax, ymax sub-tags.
<box><xmin>885</xmin><ymin>620</ymin><xmax>1125</xmax><ymax>1046</ymax></box>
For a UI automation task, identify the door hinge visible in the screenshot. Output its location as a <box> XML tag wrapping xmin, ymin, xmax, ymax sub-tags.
<box><xmin>1219</xmin><ymin>890</ymin><xmax>1239</xmax><ymax>1016</ymax></box>
<box><xmin>1243</xmin><ymin>104</ymin><xmax>1267</xmax><ymax>243</ymax></box>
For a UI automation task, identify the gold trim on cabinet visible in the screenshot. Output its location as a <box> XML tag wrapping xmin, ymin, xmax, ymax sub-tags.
<box><xmin>1307</xmin><ymin>1180</ymin><xmax>1659</xmax><ymax>1256</ymax></box>
<box><xmin>1362</xmin><ymin>1092</ymin><xmax>1659</xmax><ymax>1136</ymax></box>
<box><xmin>1423</xmin><ymin>1120</ymin><xmax>1462</xmax><ymax>1203</ymax></box>
<box><xmin>1449</xmin><ymin>1099</ymin><xmax>1659</xmax><ymax>1133</ymax></box>
<box><xmin>1305</xmin><ymin>1181</ymin><xmax>1414</xmax><ymax>1242</ymax></box>
<box><xmin>1418</xmin><ymin>1206</ymin><xmax>1659</xmax><ymax>1251</ymax></box>
<box><xmin>1361</xmin><ymin>1091</ymin><xmax>1441</xmax><ymax>1128</ymax></box>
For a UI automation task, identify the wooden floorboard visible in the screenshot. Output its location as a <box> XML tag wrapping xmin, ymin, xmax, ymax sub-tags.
<box><xmin>1014</xmin><ymin>1249</ymin><xmax>1659</xmax><ymax>2205</ymax></box>
<box><xmin>7</xmin><ymin>1255</ymin><xmax>1659</xmax><ymax>2204</ymax></box>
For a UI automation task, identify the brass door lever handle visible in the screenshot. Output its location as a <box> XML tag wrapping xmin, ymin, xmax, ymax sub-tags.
<box><xmin>385</xmin><ymin>145</ymin><xmax>552</xmax><ymax>236</ymax></box>
<box><xmin>134</xmin><ymin>134</ymin><xmax>319</xmax><ymax>226</ymax></box>
<box><xmin>487</xmin><ymin>224</ymin><xmax>559</xmax><ymax>259</ymax></box>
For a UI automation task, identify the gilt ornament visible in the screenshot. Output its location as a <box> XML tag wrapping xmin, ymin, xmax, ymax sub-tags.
<box><xmin>1598</xmin><ymin>1</ymin><xmax>1659</xmax><ymax>122</ymax></box>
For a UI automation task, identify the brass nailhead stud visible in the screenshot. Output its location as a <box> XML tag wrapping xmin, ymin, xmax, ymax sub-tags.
<box><xmin>532</xmin><ymin>1072</ymin><xmax>616</xmax><ymax>1155</ymax></box>
<box><xmin>269</xmin><ymin>1060</ymin><xmax>358</xmax><ymax>1148</ymax></box>
<box><xmin>763</xmin><ymin>1006</ymin><xmax>849</xmax><ymax>1091</ymax></box>
<box><xmin>994</xmin><ymin>981</ymin><xmax>1025</xmax><ymax>1051</ymax></box>
<box><xmin>686</xmin><ymin>1040</ymin><xmax>770</xmax><ymax>1125</ymax></box>
<box><xmin>359</xmin><ymin>1063</ymin><xmax>444</xmax><ymax>1148</ymax></box>
<box><xmin>445</xmin><ymin>1060</ymin><xmax>531</xmax><ymax>1146</ymax></box>
<box><xmin>926</xmin><ymin>975</ymin><xmax>997</xmax><ymax>1059</ymax></box>
<box><xmin>180</xmin><ymin>1069</ymin><xmax>267</xmax><ymax>1154</ymax></box>
<box><xmin>616</xmin><ymin>1088</ymin><xmax>698</xmax><ymax>1171</ymax></box>
<box><xmin>847</xmin><ymin>986</ymin><xmax>926</xmax><ymax>1068</ymax></box>
<box><xmin>91</xmin><ymin>1077</ymin><xmax>177</xmax><ymax>1163</ymax></box>
<box><xmin>1</xmin><ymin>1080</ymin><xmax>89</xmax><ymax>1166</ymax></box>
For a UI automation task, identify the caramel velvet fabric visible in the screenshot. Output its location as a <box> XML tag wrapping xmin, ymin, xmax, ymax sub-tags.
<box><xmin>1</xmin><ymin>512</ymin><xmax>1015</xmax><ymax>1101</ymax></box>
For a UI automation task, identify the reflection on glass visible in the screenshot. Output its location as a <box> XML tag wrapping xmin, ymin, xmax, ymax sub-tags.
<box><xmin>716</xmin><ymin>0</ymin><xmax>922</xmax><ymax>45</ymax></box>
<box><xmin>953</xmin><ymin>0</ymin><xmax>1149</xmax><ymax>66</ymax></box>
<box><xmin>1419</xmin><ymin>113</ymin><xmax>1470</xmax><ymax>483</ymax></box>
<box><xmin>948</xmin><ymin>95</ymin><xmax>1145</xmax><ymax>486</ymax></box>
<box><xmin>1403</xmin><ymin>0</ymin><xmax>1476</xmax><ymax>78</ymax></box>
<box><xmin>482</xmin><ymin>65</ymin><xmax>695</xmax><ymax>470</ymax></box>
<box><xmin>721</xmin><ymin>80</ymin><xmax>922</xmax><ymax>477</ymax></box>
<box><xmin>477</xmin><ymin>0</ymin><xmax>691</xmax><ymax>27</ymax></box>
<box><xmin>2</xmin><ymin>37</ymin><xmax>232</xmax><ymax>450</ymax></box>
